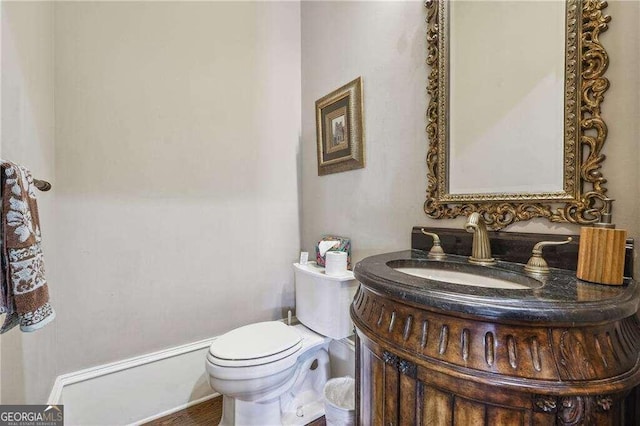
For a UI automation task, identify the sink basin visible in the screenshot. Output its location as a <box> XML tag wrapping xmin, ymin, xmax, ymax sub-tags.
<box><xmin>392</xmin><ymin>264</ymin><xmax>541</xmax><ymax>290</ymax></box>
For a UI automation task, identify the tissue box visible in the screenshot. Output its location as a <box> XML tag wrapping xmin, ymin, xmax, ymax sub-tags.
<box><xmin>315</xmin><ymin>236</ymin><xmax>352</xmax><ymax>269</ymax></box>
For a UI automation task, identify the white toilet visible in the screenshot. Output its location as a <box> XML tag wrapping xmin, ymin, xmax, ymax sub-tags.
<box><xmin>205</xmin><ymin>262</ymin><xmax>358</xmax><ymax>426</ymax></box>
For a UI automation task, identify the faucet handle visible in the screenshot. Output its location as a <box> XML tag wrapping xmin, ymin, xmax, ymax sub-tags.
<box><xmin>420</xmin><ymin>229</ymin><xmax>446</xmax><ymax>260</ymax></box>
<box><xmin>524</xmin><ymin>237</ymin><xmax>573</xmax><ymax>275</ymax></box>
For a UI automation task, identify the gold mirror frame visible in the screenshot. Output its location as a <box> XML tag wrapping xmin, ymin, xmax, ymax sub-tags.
<box><xmin>424</xmin><ymin>0</ymin><xmax>611</xmax><ymax>230</ymax></box>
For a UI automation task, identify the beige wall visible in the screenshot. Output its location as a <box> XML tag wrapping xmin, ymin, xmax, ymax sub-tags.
<box><xmin>301</xmin><ymin>1</ymin><xmax>430</xmax><ymax>263</ymax></box>
<box><xmin>1</xmin><ymin>1</ymin><xmax>57</xmax><ymax>404</ymax></box>
<box><xmin>52</xmin><ymin>1</ymin><xmax>301</xmax><ymax>375</ymax></box>
<box><xmin>2</xmin><ymin>1</ymin><xmax>301</xmax><ymax>402</ymax></box>
<box><xmin>301</xmin><ymin>1</ymin><xmax>640</xmax><ymax>271</ymax></box>
<box><xmin>600</xmin><ymin>0</ymin><xmax>640</xmax><ymax>277</ymax></box>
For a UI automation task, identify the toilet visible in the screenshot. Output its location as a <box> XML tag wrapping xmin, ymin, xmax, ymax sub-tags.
<box><xmin>205</xmin><ymin>262</ymin><xmax>358</xmax><ymax>426</ymax></box>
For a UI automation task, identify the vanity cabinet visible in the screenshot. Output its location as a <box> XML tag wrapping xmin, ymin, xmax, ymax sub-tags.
<box><xmin>351</xmin><ymin>251</ymin><xmax>640</xmax><ymax>426</ymax></box>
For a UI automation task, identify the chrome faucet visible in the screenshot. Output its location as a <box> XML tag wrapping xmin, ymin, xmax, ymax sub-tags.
<box><xmin>464</xmin><ymin>212</ymin><xmax>496</xmax><ymax>266</ymax></box>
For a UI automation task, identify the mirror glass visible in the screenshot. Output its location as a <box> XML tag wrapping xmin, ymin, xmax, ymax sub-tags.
<box><xmin>448</xmin><ymin>0</ymin><xmax>566</xmax><ymax>195</ymax></box>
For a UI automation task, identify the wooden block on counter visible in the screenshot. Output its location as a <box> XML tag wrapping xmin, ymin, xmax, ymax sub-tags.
<box><xmin>577</xmin><ymin>227</ymin><xmax>627</xmax><ymax>285</ymax></box>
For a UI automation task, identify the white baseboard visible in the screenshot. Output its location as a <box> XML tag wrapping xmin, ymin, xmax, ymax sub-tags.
<box><xmin>48</xmin><ymin>335</ymin><xmax>221</xmax><ymax>426</ymax></box>
<box><xmin>48</xmin><ymin>317</ymin><xmax>355</xmax><ymax>426</ymax></box>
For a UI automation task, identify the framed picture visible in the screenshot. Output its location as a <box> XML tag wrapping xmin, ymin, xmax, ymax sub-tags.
<box><xmin>315</xmin><ymin>77</ymin><xmax>365</xmax><ymax>176</ymax></box>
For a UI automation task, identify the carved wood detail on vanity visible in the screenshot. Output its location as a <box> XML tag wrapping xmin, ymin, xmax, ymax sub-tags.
<box><xmin>353</xmin><ymin>286</ymin><xmax>640</xmax><ymax>383</ymax></box>
<box><xmin>352</xmin><ymin>282</ymin><xmax>640</xmax><ymax>426</ymax></box>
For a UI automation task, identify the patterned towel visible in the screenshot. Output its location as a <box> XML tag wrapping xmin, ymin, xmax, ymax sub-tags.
<box><xmin>0</xmin><ymin>160</ymin><xmax>55</xmax><ymax>333</ymax></box>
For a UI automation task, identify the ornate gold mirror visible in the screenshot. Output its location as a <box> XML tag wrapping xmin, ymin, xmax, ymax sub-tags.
<box><xmin>424</xmin><ymin>0</ymin><xmax>611</xmax><ymax>230</ymax></box>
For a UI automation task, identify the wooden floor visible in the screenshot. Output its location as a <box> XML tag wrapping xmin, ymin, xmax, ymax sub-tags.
<box><xmin>144</xmin><ymin>397</ymin><xmax>222</xmax><ymax>426</ymax></box>
<box><xmin>143</xmin><ymin>395</ymin><xmax>326</xmax><ymax>426</ymax></box>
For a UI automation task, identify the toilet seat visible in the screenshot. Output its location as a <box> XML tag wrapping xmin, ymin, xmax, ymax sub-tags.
<box><xmin>209</xmin><ymin>321</ymin><xmax>302</xmax><ymax>364</ymax></box>
<box><xmin>208</xmin><ymin>321</ymin><xmax>302</xmax><ymax>372</ymax></box>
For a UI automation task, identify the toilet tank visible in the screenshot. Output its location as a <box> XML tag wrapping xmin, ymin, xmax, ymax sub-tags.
<box><xmin>293</xmin><ymin>262</ymin><xmax>359</xmax><ymax>340</ymax></box>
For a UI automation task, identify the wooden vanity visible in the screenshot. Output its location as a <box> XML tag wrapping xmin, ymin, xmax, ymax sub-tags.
<box><xmin>351</xmin><ymin>232</ymin><xmax>640</xmax><ymax>425</ymax></box>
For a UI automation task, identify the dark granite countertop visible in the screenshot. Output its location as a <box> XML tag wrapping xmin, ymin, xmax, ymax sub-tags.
<box><xmin>353</xmin><ymin>250</ymin><xmax>640</xmax><ymax>325</ymax></box>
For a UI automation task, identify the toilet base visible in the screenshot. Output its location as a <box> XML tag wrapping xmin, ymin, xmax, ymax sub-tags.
<box><xmin>219</xmin><ymin>396</ymin><xmax>281</xmax><ymax>426</ymax></box>
<box><xmin>218</xmin><ymin>346</ymin><xmax>330</xmax><ymax>426</ymax></box>
<box><xmin>219</xmin><ymin>392</ymin><xmax>324</xmax><ymax>426</ymax></box>
<box><xmin>280</xmin><ymin>388</ymin><xmax>325</xmax><ymax>425</ymax></box>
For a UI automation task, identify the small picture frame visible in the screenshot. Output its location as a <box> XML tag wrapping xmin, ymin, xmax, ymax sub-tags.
<box><xmin>315</xmin><ymin>77</ymin><xmax>365</xmax><ymax>176</ymax></box>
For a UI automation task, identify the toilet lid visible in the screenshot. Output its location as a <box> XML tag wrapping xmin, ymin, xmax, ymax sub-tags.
<box><xmin>208</xmin><ymin>321</ymin><xmax>302</xmax><ymax>362</ymax></box>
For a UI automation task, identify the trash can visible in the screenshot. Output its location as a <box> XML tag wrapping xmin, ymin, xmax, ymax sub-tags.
<box><xmin>323</xmin><ymin>377</ymin><xmax>355</xmax><ymax>426</ymax></box>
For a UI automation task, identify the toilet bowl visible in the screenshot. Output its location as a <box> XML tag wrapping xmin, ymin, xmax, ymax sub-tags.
<box><xmin>205</xmin><ymin>262</ymin><xmax>358</xmax><ymax>426</ymax></box>
<box><xmin>207</xmin><ymin>322</ymin><xmax>331</xmax><ymax>425</ymax></box>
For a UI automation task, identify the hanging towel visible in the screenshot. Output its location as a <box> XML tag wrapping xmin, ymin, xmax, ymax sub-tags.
<box><xmin>0</xmin><ymin>160</ymin><xmax>55</xmax><ymax>333</ymax></box>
